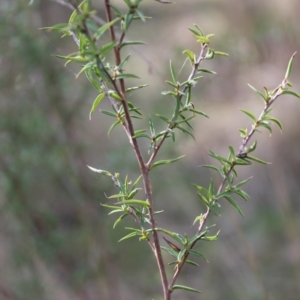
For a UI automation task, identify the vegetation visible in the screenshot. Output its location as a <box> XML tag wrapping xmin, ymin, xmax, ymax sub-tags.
<box><xmin>1</xmin><ymin>1</ymin><xmax>300</xmax><ymax>299</ymax></box>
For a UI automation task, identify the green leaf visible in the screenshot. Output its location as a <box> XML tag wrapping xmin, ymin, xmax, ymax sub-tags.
<box><xmin>196</xmin><ymin>36</ymin><xmax>210</xmax><ymax>44</ymax></box>
<box><xmin>127</xmin><ymin>188</ymin><xmax>141</xmax><ymax>199</ymax></box>
<box><xmin>197</xmin><ymin>193</ymin><xmax>209</xmax><ymax>207</ymax></box>
<box><xmin>155</xmin><ymin>114</ymin><xmax>171</xmax><ymax>124</ymax></box>
<box><xmin>101</xmin><ymin>110</ymin><xmax>118</xmax><ymax>117</ymax></box>
<box><xmin>208</xmin><ymin>150</ymin><xmax>231</xmax><ymax>165</ymax></box>
<box><xmin>235</xmin><ymin>158</ymin><xmax>252</xmax><ymax>165</ymax></box>
<box><xmin>197</xmin><ymin>68</ymin><xmax>216</xmax><ymax>74</ymax></box>
<box><xmin>107</xmin><ymin>120</ymin><xmax>121</xmax><ymax>136</ymax></box>
<box><xmin>205</xmin><ymin>48</ymin><xmax>214</xmax><ymax>59</ymax></box>
<box><xmin>258</xmin><ymin>120</ymin><xmax>272</xmax><ymax>134</ymax></box>
<box><xmin>119</xmin><ymin>41</ymin><xmax>146</xmax><ymax>49</ymax></box>
<box><xmin>188</xmin><ymin>27</ymin><xmax>201</xmax><ymax>37</ymax></box>
<box><xmin>185</xmin><ymin>260</ymin><xmax>199</xmax><ymax>267</ymax></box>
<box><xmin>172</xmin><ymin>285</ymin><xmax>201</xmax><ymax>293</ymax></box>
<box><xmin>113</xmin><ymin>214</ymin><xmax>128</xmax><ymax>228</ymax></box>
<box><xmin>214</xmin><ymin>51</ymin><xmax>229</xmax><ymax>56</ymax></box>
<box><xmin>116</xmin><ymin>200</ymin><xmax>150</xmax><ymax>207</ymax></box>
<box><xmin>188</xmin><ymin>108</ymin><xmax>209</xmax><ymax>118</ymax></box>
<box><xmin>116</xmin><ymin>73</ymin><xmax>140</xmax><ymax>79</ymax></box>
<box><xmin>183</xmin><ymin>49</ymin><xmax>195</xmax><ymax>64</ymax></box>
<box><xmin>89</xmin><ymin>93</ymin><xmax>105</xmax><ymax>120</ymax></box>
<box><xmin>99</xmin><ymin>41</ymin><xmax>117</xmax><ymax>56</ymax></box>
<box><xmin>149</xmin><ymin>116</ymin><xmax>155</xmax><ymax>136</ymax></box>
<box><xmin>193</xmin><ymin>184</ymin><xmax>209</xmax><ymax>196</ymax></box>
<box><xmin>132</xmin><ymin>130</ymin><xmax>151</xmax><ymax>139</ymax></box>
<box><xmin>201</xmin><ymin>165</ymin><xmax>224</xmax><ymax>176</ymax></box>
<box><xmin>234</xmin><ymin>177</ymin><xmax>252</xmax><ymax>189</ymax></box>
<box><xmin>135</xmin><ymin>8</ymin><xmax>146</xmax><ymax>21</ymax></box>
<box><xmin>126</xmin><ymin>84</ymin><xmax>149</xmax><ymax>93</ymax></box>
<box><xmin>247</xmin><ymin>84</ymin><xmax>266</xmax><ymax>101</ymax></box>
<box><xmin>201</xmin><ymin>230</ymin><xmax>220</xmax><ymax>241</ymax></box>
<box><xmin>101</xmin><ymin>203</ymin><xmax>123</xmax><ymax>210</ymax></box>
<box><xmin>285</xmin><ymin>52</ymin><xmax>297</xmax><ymax>79</ymax></box>
<box><xmin>107</xmin><ymin>193</ymin><xmax>127</xmax><ymax>199</ymax></box>
<box><xmin>194</xmin><ymin>24</ymin><xmax>204</xmax><ymax>35</ymax></box>
<box><xmin>93</xmin><ymin>17</ymin><xmax>121</xmax><ymax>40</ymax></box>
<box><xmin>263</xmin><ymin>115</ymin><xmax>282</xmax><ymax>131</ymax></box>
<box><xmin>224</xmin><ymin>195</ymin><xmax>244</xmax><ymax>217</ymax></box>
<box><xmin>176</xmin><ymin>124</ymin><xmax>195</xmax><ymax>139</ymax></box>
<box><xmin>69</xmin><ymin>0</ymin><xmax>86</xmax><ymax>24</ymax></box>
<box><xmin>281</xmin><ymin>90</ymin><xmax>300</xmax><ymax>98</ymax></box>
<box><xmin>40</xmin><ymin>23</ymin><xmax>71</xmax><ymax>34</ymax></box>
<box><xmin>76</xmin><ymin>62</ymin><xmax>95</xmax><ymax>78</ymax></box>
<box><xmin>85</xmin><ymin>69</ymin><xmax>101</xmax><ymax>91</ymax></box>
<box><xmin>228</xmin><ymin>145</ymin><xmax>235</xmax><ymax>160</ymax></box>
<box><xmin>233</xmin><ymin>188</ymin><xmax>250</xmax><ymax>201</ymax></box>
<box><xmin>247</xmin><ymin>141</ymin><xmax>257</xmax><ymax>153</ymax></box>
<box><xmin>240</xmin><ymin>109</ymin><xmax>257</xmax><ymax>122</ymax></box>
<box><xmin>118</xmin><ymin>232</ymin><xmax>139</xmax><ymax>242</ymax></box>
<box><xmin>161</xmin><ymin>246</ymin><xmax>178</xmax><ymax>258</ymax></box>
<box><xmin>188</xmin><ymin>249</ymin><xmax>208</xmax><ymax>262</ymax></box>
<box><xmin>55</xmin><ymin>54</ymin><xmax>89</xmax><ymax>63</ymax></box>
<box><xmin>239</xmin><ymin>128</ymin><xmax>247</xmax><ymax>138</ymax></box>
<box><xmin>118</xmin><ymin>54</ymin><xmax>131</xmax><ymax>70</ymax></box>
<box><xmin>108</xmin><ymin>90</ymin><xmax>123</xmax><ymax>101</ymax></box>
<box><xmin>86</xmin><ymin>166</ymin><xmax>112</xmax><ymax>176</ymax></box>
<box><xmin>151</xmin><ymin>155</ymin><xmax>185</xmax><ymax>170</ymax></box>
<box><xmin>132</xmin><ymin>175</ymin><xmax>142</xmax><ymax>189</ymax></box>
<box><xmin>247</xmin><ymin>155</ymin><xmax>271</xmax><ymax>165</ymax></box>
<box><xmin>169</xmin><ymin>60</ymin><xmax>177</xmax><ymax>83</ymax></box>
<box><xmin>155</xmin><ymin>228</ymin><xmax>184</xmax><ymax>245</ymax></box>
<box><xmin>109</xmin><ymin>4</ymin><xmax>123</xmax><ymax>17</ymax></box>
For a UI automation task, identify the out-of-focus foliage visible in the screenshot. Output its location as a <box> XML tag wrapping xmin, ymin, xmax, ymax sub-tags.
<box><xmin>0</xmin><ymin>1</ymin><xmax>300</xmax><ymax>300</ymax></box>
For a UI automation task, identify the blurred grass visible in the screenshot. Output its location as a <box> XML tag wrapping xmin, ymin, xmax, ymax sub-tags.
<box><xmin>0</xmin><ymin>0</ymin><xmax>300</xmax><ymax>299</ymax></box>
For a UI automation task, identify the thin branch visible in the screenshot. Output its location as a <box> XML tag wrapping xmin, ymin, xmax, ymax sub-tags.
<box><xmin>167</xmin><ymin>76</ymin><xmax>288</xmax><ymax>295</ymax></box>
<box><xmin>146</xmin><ymin>44</ymin><xmax>208</xmax><ymax>168</ymax></box>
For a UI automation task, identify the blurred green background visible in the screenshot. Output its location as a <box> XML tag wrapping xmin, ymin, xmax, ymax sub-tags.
<box><xmin>1</xmin><ymin>0</ymin><xmax>300</xmax><ymax>299</ymax></box>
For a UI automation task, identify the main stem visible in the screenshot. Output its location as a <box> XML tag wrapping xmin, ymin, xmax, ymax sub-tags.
<box><xmin>104</xmin><ymin>1</ymin><xmax>169</xmax><ymax>298</ymax></box>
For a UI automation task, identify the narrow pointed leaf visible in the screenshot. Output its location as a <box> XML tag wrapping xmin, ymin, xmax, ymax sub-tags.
<box><xmin>247</xmin><ymin>84</ymin><xmax>266</xmax><ymax>101</ymax></box>
<box><xmin>176</xmin><ymin>125</ymin><xmax>195</xmax><ymax>139</ymax></box>
<box><xmin>185</xmin><ymin>260</ymin><xmax>199</xmax><ymax>267</ymax></box>
<box><xmin>89</xmin><ymin>93</ymin><xmax>105</xmax><ymax>120</ymax></box>
<box><xmin>201</xmin><ymin>165</ymin><xmax>224</xmax><ymax>176</ymax></box>
<box><xmin>188</xmin><ymin>249</ymin><xmax>208</xmax><ymax>262</ymax></box>
<box><xmin>183</xmin><ymin>49</ymin><xmax>195</xmax><ymax>64</ymax></box>
<box><xmin>241</xmin><ymin>109</ymin><xmax>257</xmax><ymax>122</ymax></box>
<box><xmin>224</xmin><ymin>195</ymin><xmax>244</xmax><ymax>217</ymax></box>
<box><xmin>86</xmin><ymin>166</ymin><xmax>112</xmax><ymax>176</ymax></box>
<box><xmin>113</xmin><ymin>214</ymin><xmax>128</xmax><ymax>228</ymax></box>
<box><xmin>188</xmin><ymin>108</ymin><xmax>209</xmax><ymax>118</ymax></box>
<box><xmin>235</xmin><ymin>177</ymin><xmax>253</xmax><ymax>188</ymax></box>
<box><xmin>281</xmin><ymin>90</ymin><xmax>300</xmax><ymax>98</ymax></box>
<box><xmin>247</xmin><ymin>155</ymin><xmax>271</xmax><ymax>165</ymax></box>
<box><xmin>118</xmin><ymin>232</ymin><xmax>138</xmax><ymax>242</ymax></box>
<box><xmin>169</xmin><ymin>60</ymin><xmax>177</xmax><ymax>83</ymax></box>
<box><xmin>108</xmin><ymin>120</ymin><xmax>121</xmax><ymax>136</ymax></box>
<box><xmin>172</xmin><ymin>285</ymin><xmax>201</xmax><ymax>293</ymax></box>
<box><xmin>197</xmin><ymin>68</ymin><xmax>216</xmax><ymax>74</ymax></box>
<box><xmin>126</xmin><ymin>84</ymin><xmax>149</xmax><ymax>92</ymax></box>
<box><xmin>101</xmin><ymin>204</ymin><xmax>123</xmax><ymax>210</ymax></box>
<box><xmin>120</xmin><ymin>41</ymin><xmax>146</xmax><ymax>49</ymax></box>
<box><xmin>116</xmin><ymin>200</ymin><xmax>150</xmax><ymax>207</ymax></box>
<box><xmin>151</xmin><ymin>155</ymin><xmax>185</xmax><ymax>169</ymax></box>
<box><xmin>93</xmin><ymin>17</ymin><xmax>121</xmax><ymax>40</ymax></box>
<box><xmin>285</xmin><ymin>52</ymin><xmax>297</xmax><ymax>79</ymax></box>
<box><xmin>263</xmin><ymin>115</ymin><xmax>282</xmax><ymax>131</ymax></box>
